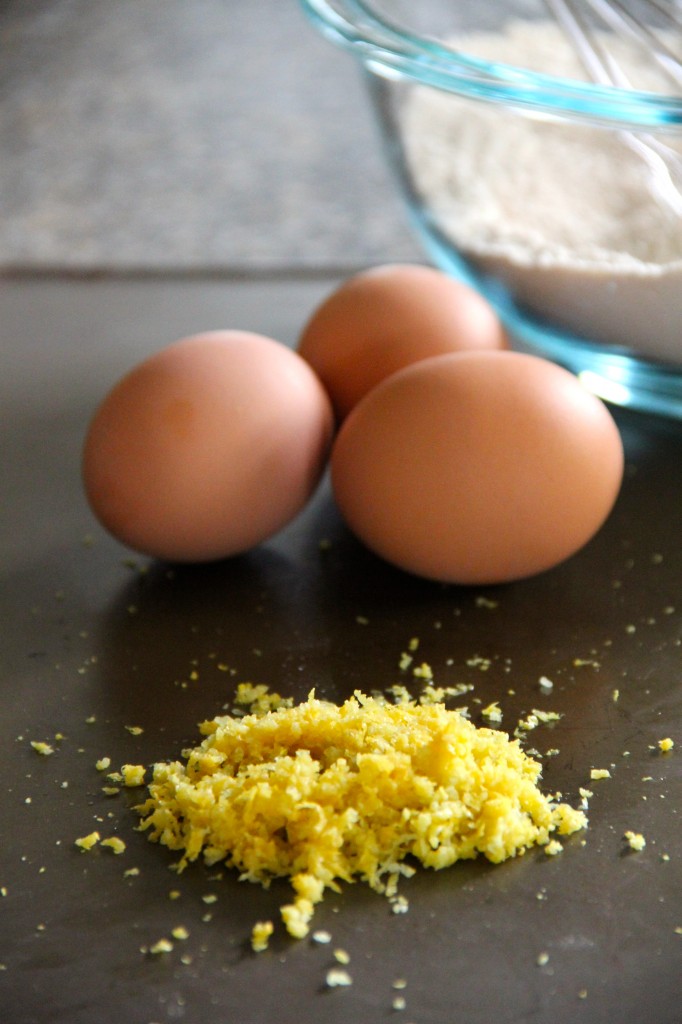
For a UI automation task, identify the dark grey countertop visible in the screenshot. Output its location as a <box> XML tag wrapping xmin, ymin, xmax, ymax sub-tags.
<box><xmin>2</xmin><ymin>275</ymin><xmax>681</xmax><ymax>1024</ymax></box>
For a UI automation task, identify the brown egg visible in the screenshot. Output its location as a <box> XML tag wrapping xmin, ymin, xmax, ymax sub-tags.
<box><xmin>298</xmin><ymin>264</ymin><xmax>506</xmax><ymax>420</ymax></box>
<box><xmin>82</xmin><ymin>331</ymin><xmax>334</xmax><ymax>562</ymax></box>
<box><xmin>331</xmin><ymin>350</ymin><xmax>624</xmax><ymax>585</ymax></box>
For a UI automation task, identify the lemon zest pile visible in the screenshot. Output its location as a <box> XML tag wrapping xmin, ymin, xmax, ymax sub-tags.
<box><xmin>136</xmin><ymin>691</ymin><xmax>586</xmax><ymax>938</ymax></box>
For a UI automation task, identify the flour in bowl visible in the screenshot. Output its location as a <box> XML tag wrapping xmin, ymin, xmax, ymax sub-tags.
<box><xmin>402</xmin><ymin>20</ymin><xmax>682</xmax><ymax>361</ymax></box>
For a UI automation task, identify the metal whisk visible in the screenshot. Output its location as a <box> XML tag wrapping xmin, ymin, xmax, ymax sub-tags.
<box><xmin>544</xmin><ymin>0</ymin><xmax>682</xmax><ymax>215</ymax></box>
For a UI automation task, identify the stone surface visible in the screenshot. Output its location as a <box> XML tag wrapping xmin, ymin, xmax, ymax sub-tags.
<box><xmin>0</xmin><ymin>0</ymin><xmax>419</xmax><ymax>270</ymax></box>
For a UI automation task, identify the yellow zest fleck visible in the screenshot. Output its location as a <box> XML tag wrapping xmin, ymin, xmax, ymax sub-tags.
<box><xmin>121</xmin><ymin>764</ymin><xmax>146</xmax><ymax>787</ymax></box>
<box><xmin>30</xmin><ymin>741</ymin><xmax>54</xmax><ymax>756</ymax></box>
<box><xmin>578</xmin><ymin>787</ymin><xmax>592</xmax><ymax>810</ymax></box>
<box><xmin>390</xmin><ymin>895</ymin><xmax>409</xmax><ymax>914</ymax></box>
<box><xmin>326</xmin><ymin>968</ymin><xmax>353</xmax><ymax>988</ymax></box>
<box><xmin>233</xmin><ymin>683</ymin><xmax>294</xmax><ymax>716</ymax></box>
<box><xmin>75</xmin><ymin>831</ymin><xmax>100</xmax><ymax>851</ymax></box>
<box><xmin>531</xmin><ymin>709</ymin><xmax>562</xmax><ymax>724</ymax></box>
<box><xmin>514</xmin><ymin>713</ymin><xmax>539</xmax><ymax>736</ymax></box>
<box><xmin>251</xmin><ymin>920</ymin><xmax>274</xmax><ymax>952</ymax></box>
<box><xmin>399</xmin><ymin>652</ymin><xmax>413</xmax><ymax>671</ymax></box>
<box><xmin>481</xmin><ymin>701</ymin><xmax>503</xmax><ymax>723</ymax></box>
<box><xmin>624</xmin><ymin>831</ymin><xmax>646</xmax><ymax>851</ymax></box>
<box><xmin>101</xmin><ymin>836</ymin><xmax>126</xmax><ymax>855</ymax></box>
<box><xmin>149</xmin><ymin>938</ymin><xmax>173</xmax><ymax>955</ymax></box>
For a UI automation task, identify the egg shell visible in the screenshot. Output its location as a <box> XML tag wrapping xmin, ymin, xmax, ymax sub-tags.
<box><xmin>330</xmin><ymin>350</ymin><xmax>624</xmax><ymax>585</ymax></box>
<box><xmin>82</xmin><ymin>331</ymin><xmax>334</xmax><ymax>562</ymax></box>
<box><xmin>298</xmin><ymin>264</ymin><xmax>507</xmax><ymax>420</ymax></box>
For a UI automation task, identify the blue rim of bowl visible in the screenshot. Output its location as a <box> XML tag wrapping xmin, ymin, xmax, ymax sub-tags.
<box><xmin>299</xmin><ymin>0</ymin><xmax>682</xmax><ymax>129</ymax></box>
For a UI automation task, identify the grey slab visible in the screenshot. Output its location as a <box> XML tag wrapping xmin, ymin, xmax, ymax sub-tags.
<box><xmin>1</xmin><ymin>275</ymin><xmax>681</xmax><ymax>1024</ymax></box>
<box><xmin>0</xmin><ymin>0</ymin><xmax>419</xmax><ymax>271</ymax></box>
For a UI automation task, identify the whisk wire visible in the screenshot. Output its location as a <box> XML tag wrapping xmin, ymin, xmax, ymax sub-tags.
<box><xmin>544</xmin><ymin>0</ymin><xmax>682</xmax><ymax>216</ymax></box>
<box><xmin>585</xmin><ymin>0</ymin><xmax>682</xmax><ymax>86</ymax></box>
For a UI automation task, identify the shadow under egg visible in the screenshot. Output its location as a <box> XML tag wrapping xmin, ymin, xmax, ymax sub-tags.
<box><xmin>92</xmin><ymin>546</ymin><xmax>316</xmax><ymax>750</ymax></box>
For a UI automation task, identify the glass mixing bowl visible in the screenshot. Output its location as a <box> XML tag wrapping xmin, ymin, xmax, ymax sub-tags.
<box><xmin>300</xmin><ymin>0</ymin><xmax>682</xmax><ymax>418</ymax></box>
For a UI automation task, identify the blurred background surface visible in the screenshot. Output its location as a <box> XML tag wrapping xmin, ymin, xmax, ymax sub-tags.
<box><xmin>0</xmin><ymin>0</ymin><xmax>420</xmax><ymax>273</ymax></box>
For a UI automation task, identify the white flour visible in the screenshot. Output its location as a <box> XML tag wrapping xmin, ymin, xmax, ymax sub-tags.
<box><xmin>402</xmin><ymin>20</ymin><xmax>682</xmax><ymax>362</ymax></box>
